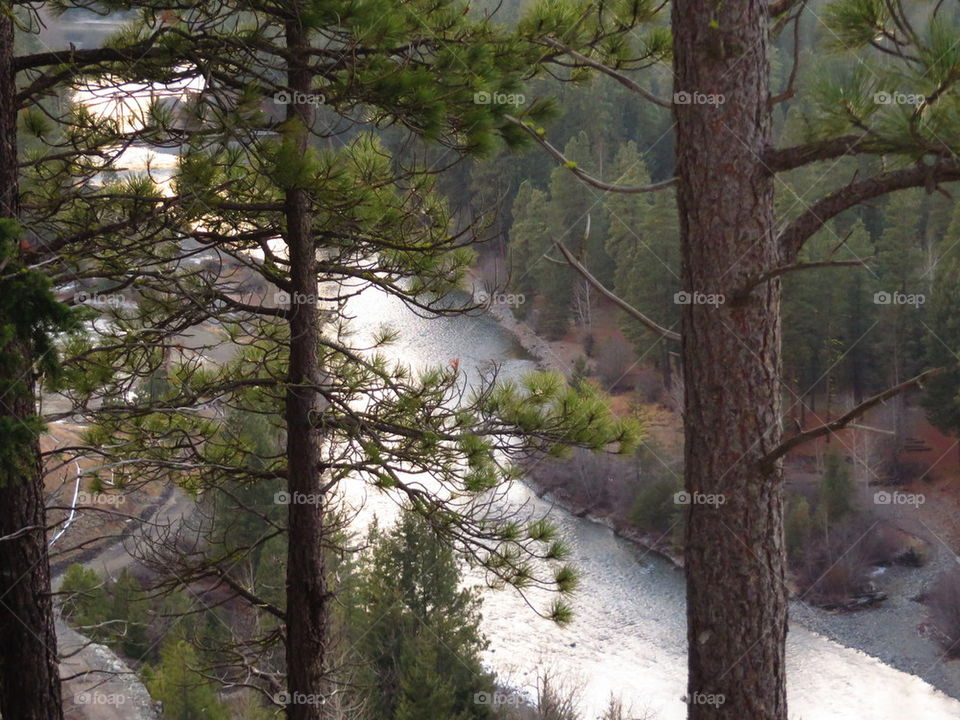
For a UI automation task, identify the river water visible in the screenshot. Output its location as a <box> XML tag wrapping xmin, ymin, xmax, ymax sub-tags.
<box><xmin>345</xmin><ymin>286</ymin><xmax>960</xmax><ymax>720</ymax></box>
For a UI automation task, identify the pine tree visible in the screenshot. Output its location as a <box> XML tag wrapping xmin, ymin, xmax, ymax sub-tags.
<box><xmin>819</xmin><ymin>450</ymin><xmax>855</xmax><ymax>524</ymax></box>
<box><xmin>508</xmin><ymin>180</ymin><xmax>551</xmax><ymax>309</ymax></box>
<box><xmin>511</xmin><ymin>1</ymin><xmax>960</xmax><ymax>715</ymax></box>
<box><xmin>785</xmin><ymin>495</ymin><xmax>812</xmax><ymax>563</ymax></box>
<box><xmin>43</xmin><ymin>5</ymin><xmax>639</xmax><ymax>715</ymax></box>
<box><xmin>840</xmin><ymin>221</ymin><xmax>880</xmax><ymax>404</ymax></box>
<box><xmin>145</xmin><ymin>639</ymin><xmax>228</xmax><ymax>720</ymax></box>
<box><xmin>531</xmin><ymin>132</ymin><xmax>611</xmax><ymax>336</ymax></box>
<box><xmin>348</xmin><ymin>511</ymin><xmax>495</xmax><ymax>720</ymax></box>
<box><xmin>922</xmin><ymin>221</ymin><xmax>960</xmax><ymax>444</ymax></box>
<box><xmin>604</xmin><ymin>141</ymin><xmax>679</xmax><ymax>386</ymax></box>
<box><xmin>394</xmin><ymin>639</ymin><xmax>470</xmax><ymax>720</ymax></box>
<box><xmin>1</xmin><ymin>4</ymin><xmax>202</xmax><ymax>714</ymax></box>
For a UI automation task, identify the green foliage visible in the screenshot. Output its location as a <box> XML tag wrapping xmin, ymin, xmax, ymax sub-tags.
<box><xmin>923</xmin><ymin>217</ymin><xmax>960</xmax><ymax>434</ymax></box>
<box><xmin>0</xmin><ymin>219</ymin><xmax>76</xmax><ymax>486</ymax></box>
<box><xmin>59</xmin><ymin>564</ymin><xmax>108</xmax><ymax>622</ymax></box>
<box><xmin>480</xmin><ymin>370</ymin><xmax>641</xmax><ymax>456</ymax></box>
<box><xmin>823</xmin><ymin>0</ymin><xmax>890</xmax><ymax>50</ymax></box>
<box><xmin>819</xmin><ymin>450</ymin><xmax>856</xmax><ymax>524</ymax></box>
<box><xmin>60</xmin><ymin>566</ymin><xmax>151</xmax><ymax>660</ymax></box>
<box><xmin>345</xmin><ymin>511</ymin><xmax>495</xmax><ymax>720</ymax></box>
<box><xmin>394</xmin><ymin>637</ymin><xmax>471</xmax><ymax>720</ymax></box>
<box><xmin>630</xmin><ymin>476</ymin><xmax>681</xmax><ymax>534</ymax></box>
<box><xmin>144</xmin><ymin>639</ymin><xmax>228</xmax><ymax>720</ymax></box>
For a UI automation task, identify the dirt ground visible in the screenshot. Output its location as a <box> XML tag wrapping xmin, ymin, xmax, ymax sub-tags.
<box><xmin>43</xmin><ymin>422</ymin><xmax>168</xmax><ymax>573</ymax></box>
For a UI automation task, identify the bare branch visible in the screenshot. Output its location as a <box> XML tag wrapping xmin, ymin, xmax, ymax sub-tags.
<box><xmin>778</xmin><ymin>160</ymin><xmax>960</xmax><ymax>260</ymax></box>
<box><xmin>506</xmin><ymin>116</ymin><xmax>676</xmax><ymax>195</ymax></box>
<box><xmin>205</xmin><ymin>568</ymin><xmax>287</xmax><ymax>621</ymax></box>
<box><xmin>761</xmin><ymin>367</ymin><xmax>946</xmax><ymax>465</ymax></box>
<box><xmin>764</xmin><ymin>135</ymin><xmax>869</xmax><ymax>173</ymax></box>
<box><xmin>734</xmin><ymin>260</ymin><xmax>867</xmax><ymax>299</ymax></box>
<box><xmin>554</xmin><ymin>241</ymin><xmax>680</xmax><ymax>342</ymax></box>
<box><xmin>541</xmin><ymin>37</ymin><xmax>672</xmax><ymax>109</ymax></box>
<box><xmin>769</xmin><ymin>0</ymin><xmax>806</xmax><ymax>17</ymax></box>
<box><xmin>770</xmin><ymin>9</ymin><xmax>803</xmax><ymax>104</ymax></box>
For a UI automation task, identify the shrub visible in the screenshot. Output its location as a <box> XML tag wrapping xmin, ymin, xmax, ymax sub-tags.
<box><xmin>58</xmin><ymin>565</ymin><xmax>151</xmax><ymax>660</ymax></box>
<box><xmin>818</xmin><ymin>450</ymin><xmax>856</xmax><ymax>523</ymax></box>
<box><xmin>144</xmin><ymin>639</ymin><xmax>228</xmax><ymax>720</ymax></box>
<box><xmin>927</xmin><ymin>569</ymin><xmax>960</xmax><ymax>657</ymax></box>
<box><xmin>583</xmin><ymin>333</ymin><xmax>596</xmax><ymax>357</ymax></box>
<box><xmin>570</xmin><ymin>355</ymin><xmax>589</xmax><ymax>391</ymax></box>
<box><xmin>59</xmin><ymin>564</ymin><xmax>108</xmax><ymax>623</ymax></box>
<box><xmin>795</xmin><ymin>521</ymin><xmax>874</xmax><ymax>606</ymax></box>
<box><xmin>536</xmin><ymin>304</ymin><xmax>569</xmax><ymax>340</ymax></box>
<box><xmin>630</xmin><ymin>477</ymin><xmax>681</xmax><ymax>535</ymax></box>
<box><xmin>595</xmin><ymin>337</ymin><xmax>634</xmax><ymax>391</ymax></box>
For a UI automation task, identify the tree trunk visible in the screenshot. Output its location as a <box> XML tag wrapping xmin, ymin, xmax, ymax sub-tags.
<box><xmin>282</xmin><ymin>15</ymin><xmax>332</xmax><ymax>720</ymax></box>
<box><xmin>0</xmin><ymin>8</ymin><xmax>66</xmax><ymax>719</ymax></box>
<box><xmin>672</xmin><ymin>3</ymin><xmax>787</xmax><ymax>719</ymax></box>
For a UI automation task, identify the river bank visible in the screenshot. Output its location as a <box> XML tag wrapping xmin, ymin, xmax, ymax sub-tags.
<box><xmin>480</xmin><ymin>297</ymin><xmax>684</xmax><ymax>565</ymax></box>
<box><xmin>480</xmin><ymin>291</ymin><xmax>960</xmax><ymax>702</ymax></box>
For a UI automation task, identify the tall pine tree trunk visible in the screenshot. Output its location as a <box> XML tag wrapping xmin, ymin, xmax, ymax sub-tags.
<box><xmin>283</xmin><ymin>13</ymin><xmax>332</xmax><ymax>719</ymax></box>
<box><xmin>672</xmin><ymin>3</ymin><xmax>787</xmax><ymax>718</ymax></box>
<box><xmin>0</xmin><ymin>7</ymin><xmax>65</xmax><ymax>719</ymax></box>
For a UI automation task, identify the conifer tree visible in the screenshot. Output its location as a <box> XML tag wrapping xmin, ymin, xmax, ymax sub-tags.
<box><xmin>38</xmin><ymin>4</ymin><xmax>639</xmax><ymax>716</ymax></box>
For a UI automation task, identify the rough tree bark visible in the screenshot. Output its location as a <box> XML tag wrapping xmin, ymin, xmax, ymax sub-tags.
<box><xmin>672</xmin><ymin>2</ymin><xmax>787</xmax><ymax>718</ymax></box>
<box><xmin>0</xmin><ymin>6</ymin><xmax>66</xmax><ymax>719</ymax></box>
<box><xmin>282</xmin><ymin>13</ymin><xmax>332</xmax><ymax>719</ymax></box>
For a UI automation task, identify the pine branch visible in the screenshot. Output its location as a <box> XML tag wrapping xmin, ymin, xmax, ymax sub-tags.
<box><xmin>763</xmin><ymin>135</ymin><xmax>870</xmax><ymax>173</ymax></box>
<box><xmin>554</xmin><ymin>240</ymin><xmax>680</xmax><ymax>341</ymax></box>
<box><xmin>761</xmin><ymin>367</ymin><xmax>946</xmax><ymax>466</ymax></box>
<box><xmin>506</xmin><ymin>116</ymin><xmax>676</xmax><ymax>195</ymax></box>
<box><xmin>734</xmin><ymin>260</ymin><xmax>867</xmax><ymax>299</ymax></box>
<box><xmin>778</xmin><ymin>159</ymin><xmax>960</xmax><ymax>260</ymax></box>
<box><xmin>541</xmin><ymin>37</ymin><xmax>672</xmax><ymax>109</ymax></box>
<box><xmin>13</xmin><ymin>44</ymin><xmax>162</xmax><ymax>72</ymax></box>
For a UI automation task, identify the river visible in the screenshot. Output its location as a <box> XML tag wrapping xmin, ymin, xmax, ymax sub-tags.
<box><xmin>345</xmin><ymin>286</ymin><xmax>960</xmax><ymax>720</ymax></box>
